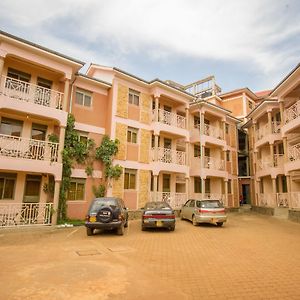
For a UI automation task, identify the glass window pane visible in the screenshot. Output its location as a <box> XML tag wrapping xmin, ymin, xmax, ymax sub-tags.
<box><xmin>3</xmin><ymin>179</ymin><xmax>15</xmax><ymax>199</ymax></box>
<box><xmin>124</xmin><ymin>173</ymin><xmax>129</xmax><ymax>189</ymax></box>
<box><xmin>128</xmin><ymin>94</ymin><xmax>133</xmax><ymax>104</ymax></box>
<box><xmin>25</xmin><ymin>180</ymin><xmax>40</xmax><ymax>196</ymax></box>
<box><xmin>134</xmin><ymin>95</ymin><xmax>139</xmax><ymax>106</ymax></box>
<box><xmin>76</xmin><ymin>183</ymin><xmax>84</xmax><ymax>200</ymax></box>
<box><xmin>129</xmin><ymin>174</ymin><xmax>136</xmax><ymax>189</ymax></box>
<box><xmin>132</xmin><ymin>132</ymin><xmax>137</xmax><ymax>143</ymax></box>
<box><xmin>127</xmin><ymin>131</ymin><xmax>131</xmax><ymax>142</ymax></box>
<box><xmin>75</xmin><ymin>92</ymin><xmax>84</xmax><ymax>105</ymax></box>
<box><xmin>84</xmin><ymin>95</ymin><xmax>91</xmax><ymax>107</ymax></box>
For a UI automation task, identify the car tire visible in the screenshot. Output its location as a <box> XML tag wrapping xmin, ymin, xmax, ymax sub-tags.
<box><xmin>192</xmin><ymin>215</ymin><xmax>198</xmax><ymax>226</ymax></box>
<box><xmin>86</xmin><ymin>227</ymin><xmax>94</xmax><ymax>236</ymax></box>
<box><xmin>216</xmin><ymin>222</ymin><xmax>223</xmax><ymax>227</ymax></box>
<box><xmin>117</xmin><ymin>224</ymin><xmax>125</xmax><ymax>235</ymax></box>
<box><xmin>124</xmin><ymin>219</ymin><xmax>128</xmax><ymax>228</ymax></box>
<box><xmin>169</xmin><ymin>226</ymin><xmax>175</xmax><ymax>231</ymax></box>
<box><xmin>141</xmin><ymin>225</ymin><xmax>146</xmax><ymax>231</ymax></box>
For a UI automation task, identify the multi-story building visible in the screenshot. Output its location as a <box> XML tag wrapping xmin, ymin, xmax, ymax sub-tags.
<box><xmin>244</xmin><ymin>63</ymin><xmax>300</xmax><ymax>210</ymax></box>
<box><xmin>0</xmin><ymin>30</ymin><xmax>84</xmax><ymax>224</ymax></box>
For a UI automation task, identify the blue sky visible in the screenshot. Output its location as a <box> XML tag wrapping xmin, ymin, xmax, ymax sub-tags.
<box><xmin>0</xmin><ymin>0</ymin><xmax>299</xmax><ymax>93</ymax></box>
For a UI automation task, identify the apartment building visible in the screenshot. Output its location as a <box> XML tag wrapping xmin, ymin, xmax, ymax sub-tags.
<box><xmin>244</xmin><ymin>63</ymin><xmax>300</xmax><ymax>210</ymax></box>
<box><xmin>0</xmin><ymin>30</ymin><xmax>84</xmax><ymax>225</ymax></box>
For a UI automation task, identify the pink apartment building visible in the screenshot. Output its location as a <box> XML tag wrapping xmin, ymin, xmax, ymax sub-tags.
<box><xmin>0</xmin><ymin>30</ymin><xmax>299</xmax><ymax>225</ymax></box>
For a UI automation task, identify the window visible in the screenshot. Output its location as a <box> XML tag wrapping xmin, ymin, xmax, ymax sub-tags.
<box><xmin>248</xmin><ymin>101</ymin><xmax>253</xmax><ymax>110</ymax></box>
<box><xmin>127</xmin><ymin>127</ymin><xmax>138</xmax><ymax>143</ymax></box>
<box><xmin>0</xmin><ymin>173</ymin><xmax>16</xmax><ymax>199</ymax></box>
<box><xmin>194</xmin><ymin>177</ymin><xmax>202</xmax><ymax>193</ymax></box>
<box><xmin>24</xmin><ymin>175</ymin><xmax>42</xmax><ymax>203</ymax></box>
<box><xmin>0</xmin><ymin>117</ymin><xmax>23</xmax><ymax>137</ymax></box>
<box><xmin>225</xmin><ymin>124</ymin><xmax>229</xmax><ymax>134</ymax></box>
<box><xmin>31</xmin><ymin>123</ymin><xmax>47</xmax><ymax>141</ymax></box>
<box><xmin>128</xmin><ymin>89</ymin><xmax>140</xmax><ymax>106</ymax></box>
<box><xmin>228</xmin><ymin>179</ymin><xmax>232</xmax><ymax>194</ymax></box>
<box><xmin>77</xmin><ymin>131</ymin><xmax>89</xmax><ymax>144</ymax></box>
<box><xmin>37</xmin><ymin>77</ymin><xmax>52</xmax><ymax>89</ymax></box>
<box><xmin>226</xmin><ymin>151</ymin><xmax>230</xmax><ymax>161</ymax></box>
<box><xmin>67</xmin><ymin>178</ymin><xmax>85</xmax><ymax>200</ymax></box>
<box><xmin>194</xmin><ymin>145</ymin><xmax>201</xmax><ymax>157</ymax></box>
<box><xmin>124</xmin><ymin>169</ymin><xmax>137</xmax><ymax>189</ymax></box>
<box><xmin>189</xmin><ymin>200</ymin><xmax>195</xmax><ymax>207</ymax></box>
<box><xmin>7</xmin><ymin>68</ymin><xmax>30</xmax><ymax>82</ymax></box>
<box><xmin>75</xmin><ymin>88</ymin><xmax>92</xmax><ymax>107</ymax></box>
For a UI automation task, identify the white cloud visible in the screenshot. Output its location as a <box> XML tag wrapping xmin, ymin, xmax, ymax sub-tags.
<box><xmin>0</xmin><ymin>0</ymin><xmax>299</xmax><ymax>77</ymax></box>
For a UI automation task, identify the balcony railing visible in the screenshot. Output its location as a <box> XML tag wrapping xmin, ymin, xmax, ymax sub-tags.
<box><xmin>0</xmin><ymin>134</ymin><xmax>59</xmax><ymax>162</ymax></box>
<box><xmin>0</xmin><ymin>76</ymin><xmax>64</xmax><ymax>110</ymax></box>
<box><xmin>284</xmin><ymin>100</ymin><xmax>300</xmax><ymax>124</ymax></box>
<box><xmin>290</xmin><ymin>192</ymin><xmax>300</xmax><ymax>209</ymax></box>
<box><xmin>202</xmin><ymin>156</ymin><xmax>225</xmax><ymax>170</ymax></box>
<box><xmin>0</xmin><ymin>203</ymin><xmax>53</xmax><ymax>227</ymax></box>
<box><xmin>203</xmin><ymin>124</ymin><xmax>223</xmax><ymax>139</ymax></box>
<box><xmin>274</xmin><ymin>154</ymin><xmax>284</xmax><ymax>167</ymax></box>
<box><xmin>150</xmin><ymin>192</ymin><xmax>186</xmax><ymax>209</ymax></box>
<box><xmin>288</xmin><ymin>143</ymin><xmax>300</xmax><ymax>161</ymax></box>
<box><xmin>256</xmin><ymin>122</ymin><xmax>281</xmax><ymax>141</ymax></box>
<box><xmin>152</xmin><ymin>147</ymin><xmax>186</xmax><ymax>165</ymax></box>
<box><xmin>154</xmin><ymin>109</ymin><xmax>186</xmax><ymax>129</ymax></box>
<box><xmin>272</xmin><ymin>121</ymin><xmax>281</xmax><ymax>133</ymax></box>
<box><xmin>257</xmin><ymin>154</ymin><xmax>284</xmax><ymax>170</ymax></box>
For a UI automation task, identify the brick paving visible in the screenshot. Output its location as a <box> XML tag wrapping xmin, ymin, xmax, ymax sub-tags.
<box><xmin>0</xmin><ymin>212</ymin><xmax>300</xmax><ymax>299</ymax></box>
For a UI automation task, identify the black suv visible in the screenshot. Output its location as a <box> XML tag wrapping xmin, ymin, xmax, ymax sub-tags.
<box><xmin>85</xmin><ymin>197</ymin><xmax>128</xmax><ymax>236</ymax></box>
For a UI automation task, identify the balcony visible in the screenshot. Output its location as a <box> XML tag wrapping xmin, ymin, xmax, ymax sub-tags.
<box><xmin>286</xmin><ymin>143</ymin><xmax>300</xmax><ymax>172</ymax></box>
<box><xmin>150</xmin><ymin>192</ymin><xmax>186</xmax><ymax>209</ymax></box>
<box><xmin>0</xmin><ymin>203</ymin><xmax>53</xmax><ymax>227</ymax></box>
<box><xmin>203</xmin><ymin>156</ymin><xmax>225</xmax><ymax>170</ymax></box>
<box><xmin>284</xmin><ymin>100</ymin><xmax>300</xmax><ymax>124</ymax></box>
<box><xmin>0</xmin><ymin>76</ymin><xmax>64</xmax><ymax>109</ymax></box>
<box><xmin>191</xmin><ymin>124</ymin><xmax>225</xmax><ymax>147</ymax></box>
<box><xmin>0</xmin><ymin>134</ymin><xmax>59</xmax><ymax>162</ymax></box>
<box><xmin>255</xmin><ymin>122</ymin><xmax>281</xmax><ymax>147</ymax></box>
<box><xmin>204</xmin><ymin>124</ymin><xmax>223</xmax><ymax>139</ymax></box>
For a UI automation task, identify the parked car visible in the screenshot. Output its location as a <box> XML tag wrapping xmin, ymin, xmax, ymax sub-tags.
<box><xmin>180</xmin><ymin>199</ymin><xmax>227</xmax><ymax>226</ymax></box>
<box><xmin>141</xmin><ymin>201</ymin><xmax>176</xmax><ymax>231</ymax></box>
<box><xmin>85</xmin><ymin>197</ymin><xmax>128</xmax><ymax>236</ymax></box>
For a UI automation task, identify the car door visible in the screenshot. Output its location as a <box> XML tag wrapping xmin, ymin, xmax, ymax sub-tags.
<box><xmin>187</xmin><ymin>200</ymin><xmax>196</xmax><ymax>221</ymax></box>
<box><xmin>182</xmin><ymin>200</ymin><xmax>190</xmax><ymax>218</ymax></box>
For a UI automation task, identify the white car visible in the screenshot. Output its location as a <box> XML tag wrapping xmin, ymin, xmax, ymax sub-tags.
<box><xmin>180</xmin><ymin>199</ymin><xmax>227</xmax><ymax>227</ymax></box>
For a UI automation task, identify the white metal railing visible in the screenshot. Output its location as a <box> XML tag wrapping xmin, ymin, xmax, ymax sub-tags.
<box><xmin>255</xmin><ymin>124</ymin><xmax>269</xmax><ymax>141</ymax></box>
<box><xmin>0</xmin><ymin>134</ymin><xmax>59</xmax><ymax>162</ymax></box>
<box><xmin>288</xmin><ymin>143</ymin><xmax>300</xmax><ymax>161</ymax></box>
<box><xmin>272</xmin><ymin>121</ymin><xmax>281</xmax><ymax>133</ymax></box>
<box><xmin>203</xmin><ymin>124</ymin><xmax>223</xmax><ymax>139</ymax></box>
<box><xmin>284</xmin><ymin>100</ymin><xmax>300</xmax><ymax>124</ymax></box>
<box><xmin>203</xmin><ymin>156</ymin><xmax>225</xmax><ymax>170</ymax></box>
<box><xmin>290</xmin><ymin>192</ymin><xmax>300</xmax><ymax>209</ymax></box>
<box><xmin>154</xmin><ymin>109</ymin><xmax>186</xmax><ymax>129</ymax></box>
<box><xmin>0</xmin><ymin>203</ymin><xmax>53</xmax><ymax>227</ymax></box>
<box><xmin>276</xmin><ymin>193</ymin><xmax>289</xmax><ymax>207</ymax></box>
<box><xmin>0</xmin><ymin>75</ymin><xmax>64</xmax><ymax>109</ymax></box>
<box><xmin>150</xmin><ymin>192</ymin><xmax>186</xmax><ymax>209</ymax></box>
<box><xmin>152</xmin><ymin>147</ymin><xmax>186</xmax><ymax>165</ymax></box>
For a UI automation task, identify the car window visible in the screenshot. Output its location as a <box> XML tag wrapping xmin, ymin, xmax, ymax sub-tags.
<box><xmin>184</xmin><ymin>200</ymin><xmax>190</xmax><ymax>207</ymax></box>
<box><xmin>145</xmin><ymin>202</ymin><xmax>171</xmax><ymax>210</ymax></box>
<box><xmin>189</xmin><ymin>200</ymin><xmax>195</xmax><ymax>207</ymax></box>
<box><xmin>196</xmin><ymin>200</ymin><xmax>223</xmax><ymax>208</ymax></box>
<box><xmin>90</xmin><ymin>199</ymin><xmax>118</xmax><ymax>213</ymax></box>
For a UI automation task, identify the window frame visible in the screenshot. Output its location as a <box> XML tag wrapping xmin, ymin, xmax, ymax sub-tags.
<box><xmin>124</xmin><ymin>169</ymin><xmax>137</xmax><ymax>190</ymax></box>
<box><xmin>67</xmin><ymin>178</ymin><xmax>86</xmax><ymax>201</ymax></box>
<box><xmin>0</xmin><ymin>173</ymin><xmax>17</xmax><ymax>200</ymax></box>
<box><xmin>0</xmin><ymin>117</ymin><xmax>23</xmax><ymax>137</ymax></box>
<box><xmin>128</xmin><ymin>89</ymin><xmax>140</xmax><ymax>106</ymax></box>
<box><xmin>75</xmin><ymin>88</ymin><xmax>93</xmax><ymax>108</ymax></box>
<box><xmin>127</xmin><ymin>127</ymin><xmax>138</xmax><ymax>144</ymax></box>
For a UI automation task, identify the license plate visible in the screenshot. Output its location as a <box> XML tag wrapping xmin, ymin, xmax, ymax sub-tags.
<box><xmin>156</xmin><ymin>221</ymin><xmax>163</xmax><ymax>227</ymax></box>
<box><xmin>101</xmin><ymin>211</ymin><xmax>110</xmax><ymax>216</ymax></box>
<box><xmin>90</xmin><ymin>216</ymin><xmax>96</xmax><ymax>223</ymax></box>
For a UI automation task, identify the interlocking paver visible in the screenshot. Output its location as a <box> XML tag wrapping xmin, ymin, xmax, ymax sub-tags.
<box><xmin>0</xmin><ymin>212</ymin><xmax>299</xmax><ymax>299</ymax></box>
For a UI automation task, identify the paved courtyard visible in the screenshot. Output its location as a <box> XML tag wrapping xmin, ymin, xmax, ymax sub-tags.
<box><xmin>0</xmin><ymin>212</ymin><xmax>300</xmax><ymax>300</ymax></box>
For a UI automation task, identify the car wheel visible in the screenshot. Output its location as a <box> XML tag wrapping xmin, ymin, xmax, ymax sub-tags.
<box><xmin>86</xmin><ymin>227</ymin><xmax>94</xmax><ymax>236</ymax></box>
<box><xmin>192</xmin><ymin>215</ymin><xmax>198</xmax><ymax>226</ymax></box>
<box><xmin>169</xmin><ymin>226</ymin><xmax>175</xmax><ymax>231</ymax></box>
<box><xmin>216</xmin><ymin>222</ymin><xmax>223</xmax><ymax>227</ymax></box>
<box><xmin>124</xmin><ymin>220</ymin><xmax>128</xmax><ymax>228</ymax></box>
<box><xmin>141</xmin><ymin>225</ymin><xmax>146</xmax><ymax>231</ymax></box>
<box><xmin>117</xmin><ymin>224</ymin><xmax>125</xmax><ymax>235</ymax></box>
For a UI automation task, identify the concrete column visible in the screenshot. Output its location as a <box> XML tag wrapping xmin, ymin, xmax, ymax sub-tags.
<box><xmin>63</xmin><ymin>79</ymin><xmax>70</xmax><ymax>112</ymax></box>
<box><xmin>185</xmin><ymin>107</ymin><xmax>189</xmax><ymax>130</ymax></box>
<box><xmin>269</xmin><ymin>143</ymin><xmax>274</xmax><ymax>167</ymax></box>
<box><xmin>255</xmin><ymin>180</ymin><xmax>260</xmax><ymax>206</ymax></box>
<box><xmin>200</xmin><ymin>112</ymin><xmax>205</xmax><ymax>135</ymax></box>
<box><xmin>224</xmin><ymin>179</ymin><xmax>228</xmax><ymax>206</ymax></box>
<box><xmin>185</xmin><ymin>177</ymin><xmax>189</xmax><ymax>200</ymax></box>
<box><xmin>272</xmin><ymin>178</ymin><xmax>277</xmax><ymax>207</ymax></box>
<box><xmin>58</xmin><ymin>126</ymin><xmax>66</xmax><ymax>163</ymax></box>
<box><xmin>154</xmin><ymin>134</ymin><xmax>159</xmax><ymax>161</ymax></box>
<box><xmin>153</xmin><ymin>175</ymin><xmax>158</xmax><ymax>201</ymax></box>
<box><xmin>0</xmin><ymin>56</ymin><xmax>4</xmax><ymax>78</ymax></box>
<box><xmin>155</xmin><ymin>96</ymin><xmax>159</xmax><ymax>122</ymax></box>
<box><xmin>253</xmin><ymin>123</ymin><xmax>257</xmax><ymax>143</ymax></box>
<box><xmin>286</xmin><ymin>175</ymin><xmax>292</xmax><ymax>207</ymax></box>
<box><xmin>279</xmin><ymin>100</ymin><xmax>284</xmax><ymax>125</ymax></box>
<box><xmin>52</xmin><ymin>180</ymin><xmax>61</xmax><ymax>225</ymax></box>
<box><xmin>185</xmin><ymin>141</ymin><xmax>189</xmax><ymax>165</ymax></box>
<box><xmin>267</xmin><ymin>110</ymin><xmax>272</xmax><ymax>134</ymax></box>
<box><xmin>201</xmin><ymin>178</ymin><xmax>206</xmax><ymax>198</ymax></box>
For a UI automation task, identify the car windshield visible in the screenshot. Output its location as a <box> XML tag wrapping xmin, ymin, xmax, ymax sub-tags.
<box><xmin>90</xmin><ymin>199</ymin><xmax>118</xmax><ymax>213</ymax></box>
<box><xmin>145</xmin><ymin>202</ymin><xmax>171</xmax><ymax>210</ymax></box>
<box><xmin>196</xmin><ymin>200</ymin><xmax>223</xmax><ymax>208</ymax></box>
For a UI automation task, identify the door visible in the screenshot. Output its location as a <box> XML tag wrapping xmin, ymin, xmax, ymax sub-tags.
<box><xmin>242</xmin><ymin>184</ymin><xmax>250</xmax><ymax>204</ymax></box>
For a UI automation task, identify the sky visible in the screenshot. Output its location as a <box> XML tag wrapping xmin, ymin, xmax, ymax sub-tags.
<box><xmin>0</xmin><ymin>0</ymin><xmax>299</xmax><ymax>93</ymax></box>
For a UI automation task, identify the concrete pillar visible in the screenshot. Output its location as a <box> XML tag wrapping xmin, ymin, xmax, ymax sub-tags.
<box><xmin>286</xmin><ymin>175</ymin><xmax>292</xmax><ymax>207</ymax></box>
<box><xmin>185</xmin><ymin>107</ymin><xmax>189</xmax><ymax>130</ymax></box>
<box><xmin>153</xmin><ymin>175</ymin><xmax>158</xmax><ymax>201</ymax></box>
<box><xmin>253</xmin><ymin>123</ymin><xmax>257</xmax><ymax>143</ymax></box>
<box><xmin>269</xmin><ymin>143</ymin><xmax>274</xmax><ymax>167</ymax></box>
<box><xmin>52</xmin><ymin>180</ymin><xmax>61</xmax><ymax>225</ymax></box>
<box><xmin>201</xmin><ymin>178</ymin><xmax>206</xmax><ymax>198</ymax></box>
<box><xmin>63</xmin><ymin>79</ymin><xmax>70</xmax><ymax>112</ymax></box>
<box><xmin>185</xmin><ymin>141</ymin><xmax>189</xmax><ymax>165</ymax></box>
<box><xmin>185</xmin><ymin>177</ymin><xmax>189</xmax><ymax>200</ymax></box>
<box><xmin>272</xmin><ymin>178</ymin><xmax>277</xmax><ymax>207</ymax></box>
<box><xmin>200</xmin><ymin>112</ymin><xmax>205</xmax><ymax>135</ymax></box>
<box><xmin>224</xmin><ymin>179</ymin><xmax>228</xmax><ymax>206</ymax></box>
<box><xmin>279</xmin><ymin>100</ymin><xmax>284</xmax><ymax>125</ymax></box>
<box><xmin>154</xmin><ymin>96</ymin><xmax>159</xmax><ymax>122</ymax></box>
<box><xmin>0</xmin><ymin>56</ymin><xmax>4</xmax><ymax>78</ymax></box>
<box><xmin>58</xmin><ymin>126</ymin><xmax>66</xmax><ymax>163</ymax></box>
<box><xmin>267</xmin><ymin>110</ymin><xmax>272</xmax><ymax>134</ymax></box>
<box><xmin>283</xmin><ymin>137</ymin><xmax>288</xmax><ymax>162</ymax></box>
<box><xmin>154</xmin><ymin>134</ymin><xmax>159</xmax><ymax>161</ymax></box>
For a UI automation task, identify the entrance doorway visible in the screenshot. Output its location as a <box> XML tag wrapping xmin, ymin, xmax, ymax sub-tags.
<box><xmin>242</xmin><ymin>184</ymin><xmax>250</xmax><ymax>204</ymax></box>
